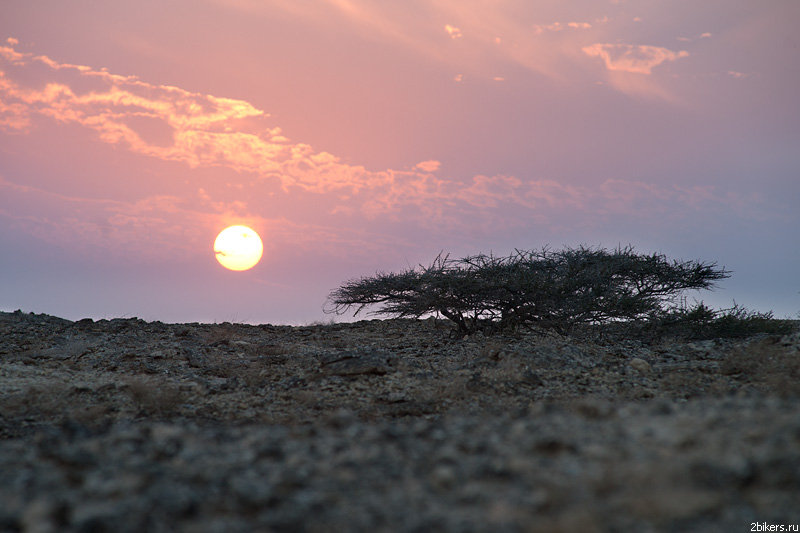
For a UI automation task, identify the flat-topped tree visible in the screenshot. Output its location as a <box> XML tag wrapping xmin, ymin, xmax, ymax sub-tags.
<box><xmin>324</xmin><ymin>245</ymin><xmax>730</xmax><ymax>336</ymax></box>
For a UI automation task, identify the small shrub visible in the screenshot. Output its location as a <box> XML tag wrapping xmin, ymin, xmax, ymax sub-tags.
<box><xmin>125</xmin><ymin>377</ymin><xmax>184</xmax><ymax>416</ymax></box>
<box><xmin>649</xmin><ymin>301</ymin><xmax>798</xmax><ymax>340</ymax></box>
<box><xmin>710</xmin><ymin>303</ymin><xmax>796</xmax><ymax>338</ymax></box>
<box><xmin>0</xmin><ymin>383</ymin><xmax>70</xmax><ymax>419</ymax></box>
<box><xmin>720</xmin><ymin>337</ymin><xmax>800</xmax><ymax>397</ymax></box>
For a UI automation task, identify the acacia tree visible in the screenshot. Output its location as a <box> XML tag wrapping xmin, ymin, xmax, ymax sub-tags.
<box><xmin>324</xmin><ymin>245</ymin><xmax>730</xmax><ymax>335</ymax></box>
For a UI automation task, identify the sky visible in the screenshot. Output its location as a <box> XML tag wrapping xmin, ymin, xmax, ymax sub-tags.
<box><xmin>1</xmin><ymin>0</ymin><xmax>798</xmax><ymax>324</ymax></box>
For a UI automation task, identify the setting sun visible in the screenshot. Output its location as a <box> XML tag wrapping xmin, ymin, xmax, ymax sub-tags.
<box><xmin>214</xmin><ymin>226</ymin><xmax>263</xmax><ymax>271</ymax></box>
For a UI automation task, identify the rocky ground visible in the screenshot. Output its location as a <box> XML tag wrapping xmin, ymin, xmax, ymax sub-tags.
<box><xmin>1</xmin><ymin>310</ymin><xmax>799</xmax><ymax>532</ymax></box>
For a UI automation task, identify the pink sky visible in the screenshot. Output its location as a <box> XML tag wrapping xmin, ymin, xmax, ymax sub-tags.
<box><xmin>1</xmin><ymin>1</ymin><xmax>798</xmax><ymax>323</ymax></box>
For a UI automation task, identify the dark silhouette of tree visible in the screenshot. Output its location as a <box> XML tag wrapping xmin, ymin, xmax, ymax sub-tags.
<box><xmin>325</xmin><ymin>245</ymin><xmax>730</xmax><ymax>336</ymax></box>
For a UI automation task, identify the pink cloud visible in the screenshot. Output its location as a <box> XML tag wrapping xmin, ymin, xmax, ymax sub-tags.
<box><xmin>0</xmin><ymin>171</ymin><xmax>241</xmax><ymax>255</ymax></box>
<box><xmin>414</xmin><ymin>160</ymin><xmax>441</xmax><ymax>172</ymax></box>
<box><xmin>582</xmin><ymin>43</ymin><xmax>689</xmax><ymax>75</ymax></box>
<box><xmin>533</xmin><ymin>22</ymin><xmax>564</xmax><ymax>33</ymax></box>
<box><xmin>0</xmin><ymin>45</ymin><xmax>447</xmax><ymax>207</ymax></box>
<box><xmin>444</xmin><ymin>24</ymin><xmax>462</xmax><ymax>39</ymax></box>
<box><xmin>0</xmin><ymin>41</ymin><xmax>764</xmax><ymax>251</ymax></box>
<box><xmin>533</xmin><ymin>20</ymin><xmax>593</xmax><ymax>33</ymax></box>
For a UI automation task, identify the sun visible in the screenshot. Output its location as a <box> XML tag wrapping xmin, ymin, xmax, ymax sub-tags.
<box><xmin>214</xmin><ymin>225</ymin><xmax>263</xmax><ymax>271</ymax></box>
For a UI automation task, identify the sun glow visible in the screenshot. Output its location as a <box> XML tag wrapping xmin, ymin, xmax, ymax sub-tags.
<box><xmin>214</xmin><ymin>226</ymin><xmax>263</xmax><ymax>271</ymax></box>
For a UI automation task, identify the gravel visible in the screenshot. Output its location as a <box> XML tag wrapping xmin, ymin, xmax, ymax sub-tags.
<box><xmin>1</xmin><ymin>310</ymin><xmax>799</xmax><ymax>532</ymax></box>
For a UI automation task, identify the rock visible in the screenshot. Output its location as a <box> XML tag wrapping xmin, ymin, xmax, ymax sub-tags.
<box><xmin>319</xmin><ymin>350</ymin><xmax>397</xmax><ymax>376</ymax></box>
<box><xmin>21</xmin><ymin>498</ymin><xmax>66</xmax><ymax>533</ymax></box>
<box><xmin>629</xmin><ymin>357</ymin><xmax>652</xmax><ymax>374</ymax></box>
<box><xmin>429</xmin><ymin>464</ymin><xmax>458</xmax><ymax>491</ymax></box>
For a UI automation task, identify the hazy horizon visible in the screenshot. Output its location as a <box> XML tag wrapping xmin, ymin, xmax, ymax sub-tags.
<box><xmin>2</xmin><ymin>1</ymin><xmax>798</xmax><ymax>324</ymax></box>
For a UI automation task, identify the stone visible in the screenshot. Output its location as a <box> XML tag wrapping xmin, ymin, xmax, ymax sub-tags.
<box><xmin>319</xmin><ymin>350</ymin><xmax>397</xmax><ymax>376</ymax></box>
<box><xmin>629</xmin><ymin>357</ymin><xmax>652</xmax><ymax>374</ymax></box>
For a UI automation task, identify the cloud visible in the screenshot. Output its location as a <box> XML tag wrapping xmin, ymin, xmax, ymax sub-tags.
<box><xmin>533</xmin><ymin>20</ymin><xmax>594</xmax><ymax>33</ymax></box>
<box><xmin>0</xmin><ymin>96</ymin><xmax>30</xmax><ymax>132</ymax></box>
<box><xmin>0</xmin><ymin>45</ymin><xmax>452</xmax><ymax>207</ymax></box>
<box><xmin>533</xmin><ymin>22</ymin><xmax>564</xmax><ymax>33</ymax></box>
<box><xmin>582</xmin><ymin>43</ymin><xmax>689</xmax><ymax>75</ymax></box>
<box><xmin>414</xmin><ymin>160</ymin><xmax>441</xmax><ymax>172</ymax></box>
<box><xmin>0</xmin><ymin>175</ymin><xmax>206</xmax><ymax>260</ymax></box>
<box><xmin>677</xmin><ymin>32</ymin><xmax>712</xmax><ymax>43</ymax></box>
<box><xmin>444</xmin><ymin>24</ymin><xmax>462</xmax><ymax>39</ymax></box>
<box><xmin>0</xmin><ymin>46</ymin><xmax>312</xmax><ymax>185</ymax></box>
<box><xmin>256</xmin><ymin>1</ymin><xmax>607</xmax><ymax>83</ymax></box>
<box><xmin>0</xmin><ymin>41</ymin><xmax>761</xmax><ymax>247</ymax></box>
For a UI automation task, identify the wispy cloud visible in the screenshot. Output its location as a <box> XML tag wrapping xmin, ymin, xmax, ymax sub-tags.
<box><xmin>678</xmin><ymin>32</ymin><xmax>713</xmax><ymax>43</ymax></box>
<box><xmin>0</xmin><ymin>175</ymin><xmax>206</xmax><ymax>259</ymax></box>
<box><xmin>209</xmin><ymin>1</ymin><xmax>688</xmax><ymax>99</ymax></box>
<box><xmin>414</xmin><ymin>160</ymin><xmax>441</xmax><ymax>172</ymax></box>
<box><xmin>582</xmin><ymin>43</ymin><xmax>689</xmax><ymax>75</ymax></box>
<box><xmin>218</xmin><ymin>1</ymin><xmax>613</xmax><ymax>83</ymax></box>
<box><xmin>533</xmin><ymin>22</ymin><xmax>565</xmax><ymax>33</ymax></box>
<box><xmin>0</xmin><ymin>41</ymin><xmax>761</xmax><ymax>252</ymax></box>
<box><xmin>533</xmin><ymin>20</ymin><xmax>594</xmax><ymax>33</ymax></box>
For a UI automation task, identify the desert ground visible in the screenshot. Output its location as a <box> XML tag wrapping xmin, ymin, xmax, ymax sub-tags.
<box><xmin>1</xmin><ymin>310</ymin><xmax>799</xmax><ymax>532</ymax></box>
